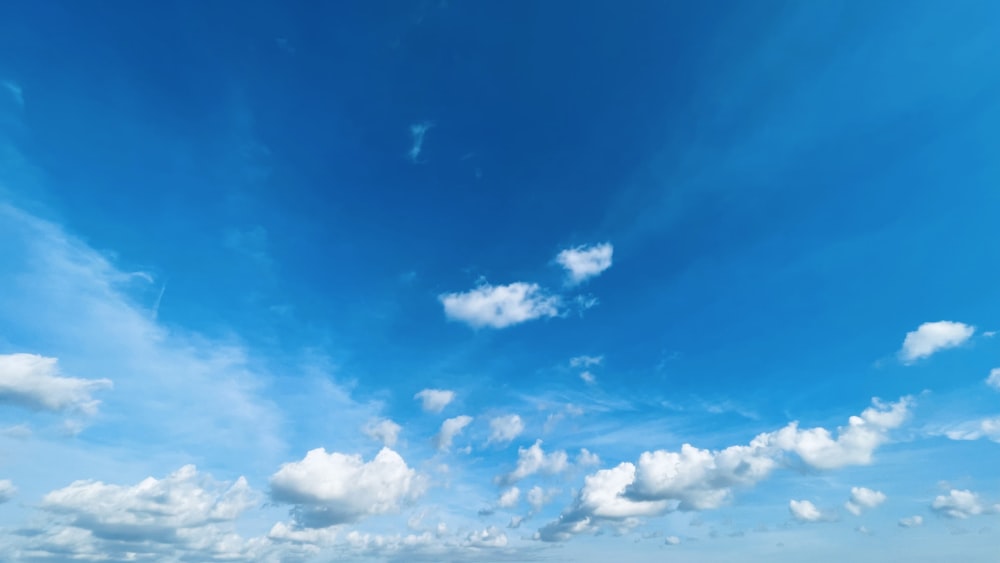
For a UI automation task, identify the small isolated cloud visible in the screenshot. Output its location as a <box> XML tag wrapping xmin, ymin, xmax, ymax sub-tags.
<box><xmin>408</xmin><ymin>122</ymin><xmax>432</xmax><ymax>163</ymax></box>
<box><xmin>931</xmin><ymin>489</ymin><xmax>995</xmax><ymax>519</ymax></box>
<box><xmin>577</xmin><ymin>448</ymin><xmax>600</xmax><ymax>467</ymax></box>
<box><xmin>569</xmin><ymin>355</ymin><xmax>603</xmax><ymax>368</ymax></box>
<box><xmin>898</xmin><ymin>321</ymin><xmax>975</xmax><ymax>364</ymax></box>
<box><xmin>664</xmin><ymin>535</ymin><xmax>681</xmax><ymax>545</ymax></box>
<box><xmin>363</xmin><ymin>418</ymin><xmax>402</xmax><ymax>447</ymax></box>
<box><xmin>497</xmin><ymin>487</ymin><xmax>520</xmax><ymax>508</ymax></box>
<box><xmin>899</xmin><ymin>515</ymin><xmax>924</xmax><ymax>528</ymax></box>
<box><xmin>414</xmin><ymin>388</ymin><xmax>455</xmax><ymax>413</ymax></box>
<box><xmin>270</xmin><ymin>447</ymin><xmax>426</xmax><ymax>527</ymax></box>
<box><xmin>987</xmin><ymin>368</ymin><xmax>1000</xmax><ymax>391</ymax></box>
<box><xmin>0</xmin><ymin>480</ymin><xmax>16</xmax><ymax>503</ymax></box>
<box><xmin>845</xmin><ymin>487</ymin><xmax>886</xmax><ymax>516</ymax></box>
<box><xmin>489</xmin><ymin>414</ymin><xmax>524</xmax><ymax>445</ymax></box>
<box><xmin>789</xmin><ymin>499</ymin><xmax>824</xmax><ymax>522</ymax></box>
<box><xmin>0</xmin><ymin>353</ymin><xmax>112</xmax><ymax>415</ymax></box>
<box><xmin>942</xmin><ymin>417</ymin><xmax>1000</xmax><ymax>443</ymax></box>
<box><xmin>556</xmin><ymin>243</ymin><xmax>613</xmax><ymax>285</ymax></box>
<box><xmin>500</xmin><ymin>440</ymin><xmax>569</xmax><ymax>485</ymax></box>
<box><xmin>440</xmin><ymin>282</ymin><xmax>560</xmax><ymax>329</ymax></box>
<box><xmin>435</xmin><ymin>415</ymin><xmax>473</xmax><ymax>451</ymax></box>
<box><xmin>3</xmin><ymin>80</ymin><xmax>23</xmax><ymax>107</ymax></box>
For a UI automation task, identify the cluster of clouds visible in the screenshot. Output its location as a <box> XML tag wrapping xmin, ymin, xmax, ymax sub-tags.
<box><xmin>440</xmin><ymin>243</ymin><xmax>613</xmax><ymax>329</ymax></box>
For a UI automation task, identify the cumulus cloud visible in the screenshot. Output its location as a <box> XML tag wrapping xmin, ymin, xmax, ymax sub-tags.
<box><xmin>435</xmin><ymin>415</ymin><xmax>473</xmax><ymax>451</ymax></box>
<box><xmin>556</xmin><ymin>243</ymin><xmax>614</xmax><ymax>285</ymax></box>
<box><xmin>0</xmin><ymin>353</ymin><xmax>112</xmax><ymax>415</ymax></box>
<box><xmin>898</xmin><ymin>321</ymin><xmax>975</xmax><ymax>364</ymax></box>
<box><xmin>464</xmin><ymin>526</ymin><xmax>508</xmax><ymax>548</ymax></box>
<box><xmin>577</xmin><ymin>448</ymin><xmax>600</xmax><ymax>467</ymax></box>
<box><xmin>535</xmin><ymin>397</ymin><xmax>911</xmax><ymax>541</ymax></box>
<box><xmin>931</xmin><ymin>489</ymin><xmax>996</xmax><ymax>519</ymax></box>
<box><xmin>26</xmin><ymin>465</ymin><xmax>258</xmax><ymax>560</ymax></box>
<box><xmin>527</xmin><ymin>486</ymin><xmax>559</xmax><ymax>512</ymax></box>
<box><xmin>940</xmin><ymin>417</ymin><xmax>1000</xmax><ymax>443</ymax></box>
<box><xmin>363</xmin><ymin>418</ymin><xmax>402</xmax><ymax>447</ymax></box>
<box><xmin>497</xmin><ymin>487</ymin><xmax>520</xmax><ymax>508</ymax></box>
<box><xmin>898</xmin><ymin>515</ymin><xmax>924</xmax><ymax>528</ymax></box>
<box><xmin>414</xmin><ymin>388</ymin><xmax>455</xmax><ymax>413</ymax></box>
<box><xmin>500</xmin><ymin>440</ymin><xmax>569</xmax><ymax>485</ymax></box>
<box><xmin>845</xmin><ymin>487</ymin><xmax>886</xmax><ymax>516</ymax></box>
<box><xmin>270</xmin><ymin>447</ymin><xmax>426</xmax><ymax>527</ymax></box>
<box><xmin>664</xmin><ymin>535</ymin><xmax>681</xmax><ymax>545</ymax></box>
<box><xmin>489</xmin><ymin>414</ymin><xmax>525</xmax><ymax>445</ymax></box>
<box><xmin>440</xmin><ymin>282</ymin><xmax>560</xmax><ymax>329</ymax></box>
<box><xmin>987</xmin><ymin>368</ymin><xmax>1000</xmax><ymax>391</ymax></box>
<box><xmin>789</xmin><ymin>500</ymin><xmax>824</xmax><ymax>522</ymax></box>
<box><xmin>0</xmin><ymin>479</ymin><xmax>16</xmax><ymax>503</ymax></box>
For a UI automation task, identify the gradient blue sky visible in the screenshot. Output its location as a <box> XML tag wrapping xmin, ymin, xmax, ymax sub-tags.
<box><xmin>1</xmin><ymin>1</ymin><xmax>999</xmax><ymax>561</ymax></box>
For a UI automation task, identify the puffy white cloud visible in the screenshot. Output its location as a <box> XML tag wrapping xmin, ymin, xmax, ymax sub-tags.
<box><xmin>414</xmin><ymin>388</ymin><xmax>455</xmax><ymax>413</ymax></box>
<box><xmin>0</xmin><ymin>479</ymin><xmax>16</xmax><ymax>503</ymax></box>
<box><xmin>768</xmin><ymin>396</ymin><xmax>912</xmax><ymax>469</ymax></box>
<box><xmin>435</xmin><ymin>415</ymin><xmax>473</xmax><ymax>451</ymax></box>
<box><xmin>497</xmin><ymin>487</ymin><xmax>520</xmax><ymax>508</ymax></box>
<box><xmin>267</xmin><ymin>521</ymin><xmax>338</xmax><ymax>545</ymax></box>
<box><xmin>0</xmin><ymin>353</ymin><xmax>111</xmax><ymax>415</ymax></box>
<box><xmin>440</xmin><ymin>282</ymin><xmax>560</xmax><ymax>329</ymax></box>
<box><xmin>556</xmin><ymin>243</ymin><xmax>614</xmax><ymax>285</ymax></box>
<box><xmin>789</xmin><ymin>499</ymin><xmax>823</xmax><ymax>522</ymax></box>
<box><xmin>577</xmin><ymin>448</ymin><xmax>600</xmax><ymax>467</ymax></box>
<box><xmin>899</xmin><ymin>321</ymin><xmax>975</xmax><ymax>363</ymax></box>
<box><xmin>987</xmin><ymin>368</ymin><xmax>1000</xmax><ymax>391</ymax></box>
<box><xmin>464</xmin><ymin>526</ymin><xmax>508</xmax><ymax>548</ymax></box>
<box><xmin>270</xmin><ymin>447</ymin><xmax>426</xmax><ymax>527</ymax></box>
<box><xmin>535</xmin><ymin>397</ymin><xmax>911</xmax><ymax>541</ymax></box>
<box><xmin>931</xmin><ymin>489</ymin><xmax>996</xmax><ymax>519</ymax></box>
<box><xmin>898</xmin><ymin>515</ymin><xmax>924</xmax><ymax>528</ymax></box>
<box><xmin>363</xmin><ymin>418</ymin><xmax>402</xmax><ymax>447</ymax></box>
<box><xmin>845</xmin><ymin>487</ymin><xmax>886</xmax><ymax>516</ymax></box>
<box><xmin>500</xmin><ymin>440</ymin><xmax>569</xmax><ymax>484</ymax></box>
<box><xmin>489</xmin><ymin>414</ymin><xmax>525</xmax><ymax>445</ymax></box>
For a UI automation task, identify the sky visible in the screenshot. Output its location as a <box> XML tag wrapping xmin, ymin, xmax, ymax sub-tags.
<box><xmin>1</xmin><ymin>1</ymin><xmax>999</xmax><ymax>561</ymax></box>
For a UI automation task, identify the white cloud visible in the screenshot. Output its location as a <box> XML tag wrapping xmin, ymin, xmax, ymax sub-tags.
<box><xmin>270</xmin><ymin>447</ymin><xmax>426</xmax><ymax>527</ymax></box>
<box><xmin>0</xmin><ymin>479</ymin><xmax>16</xmax><ymax>503</ymax></box>
<box><xmin>3</xmin><ymin>80</ymin><xmax>23</xmax><ymax>107</ymax></box>
<box><xmin>556</xmin><ymin>243</ymin><xmax>614</xmax><ymax>285</ymax></box>
<box><xmin>580</xmin><ymin>371</ymin><xmax>596</xmax><ymax>384</ymax></box>
<box><xmin>577</xmin><ymin>448</ymin><xmax>600</xmax><ymax>467</ymax></box>
<box><xmin>363</xmin><ymin>418</ymin><xmax>402</xmax><ymax>447</ymax></box>
<box><xmin>527</xmin><ymin>486</ymin><xmax>559</xmax><ymax>512</ymax></box>
<box><xmin>408</xmin><ymin>122</ymin><xmax>432</xmax><ymax>162</ymax></box>
<box><xmin>931</xmin><ymin>489</ymin><xmax>996</xmax><ymax>519</ymax></box>
<box><xmin>535</xmin><ymin>397</ymin><xmax>911</xmax><ymax>541</ymax></box>
<box><xmin>464</xmin><ymin>526</ymin><xmax>508</xmax><ymax>548</ymax></box>
<box><xmin>488</xmin><ymin>414</ymin><xmax>525</xmax><ymax>445</ymax></box>
<box><xmin>899</xmin><ymin>321</ymin><xmax>975</xmax><ymax>363</ymax></box>
<box><xmin>789</xmin><ymin>499</ymin><xmax>823</xmax><ymax>522</ymax></box>
<box><xmin>497</xmin><ymin>487</ymin><xmax>520</xmax><ymax>508</ymax></box>
<box><xmin>987</xmin><ymin>368</ymin><xmax>1000</xmax><ymax>391</ymax></box>
<box><xmin>664</xmin><ymin>535</ymin><xmax>681</xmax><ymax>545</ymax></box>
<box><xmin>414</xmin><ymin>388</ymin><xmax>455</xmax><ymax>413</ymax></box>
<box><xmin>435</xmin><ymin>415</ymin><xmax>473</xmax><ymax>451</ymax></box>
<box><xmin>899</xmin><ymin>515</ymin><xmax>924</xmax><ymax>528</ymax></box>
<box><xmin>941</xmin><ymin>416</ymin><xmax>1000</xmax><ymax>443</ymax></box>
<box><xmin>845</xmin><ymin>487</ymin><xmax>886</xmax><ymax>516</ymax></box>
<box><xmin>500</xmin><ymin>440</ymin><xmax>569</xmax><ymax>484</ymax></box>
<box><xmin>440</xmin><ymin>282</ymin><xmax>560</xmax><ymax>329</ymax></box>
<box><xmin>569</xmin><ymin>355</ymin><xmax>603</xmax><ymax>368</ymax></box>
<box><xmin>0</xmin><ymin>353</ymin><xmax>112</xmax><ymax>415</ymax></box>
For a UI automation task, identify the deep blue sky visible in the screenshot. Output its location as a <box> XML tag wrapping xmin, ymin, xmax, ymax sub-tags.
<box><xmin>1</xmin><ymin>2</ymin><xmax>999</xmax><ymax>561</ymax></box>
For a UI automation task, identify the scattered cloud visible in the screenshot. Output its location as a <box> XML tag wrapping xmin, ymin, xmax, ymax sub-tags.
<box><xmin>942</xmin><ymin>416</ymin><xmax>1000</xmax><ymax>443</ymax></box>
<box><xmin>434</xmin><ymin>415</ymin><xmax>473</xmax><ymax>451</ymax></box>
<box><xmin>500</xmin><ymin>440</ymin><xmax>569</xmax><ymax>485</ymax></box>
<box><xmin>535</xmin><ymin>397</ymin><xmax>911</xmax><ymax>541</ymax></box>
<box><xmin>407</xmin><ymin>122</ymin><xmax>432</xmax><ymax>163</ymax></box>
<box><xmin>987</xmin><ymin>368</ymin><xmax>1000</xmax><ymax>391</ymax></box>
<box><xmin>415</xmin><ymin>388</ymin><xmax>455</xmax><ymax>413</ymax></box>
<box><xmin>488</xmin><ymin>414</ymin><xmax>524</xmax><ymax>445</ymax></box>
<box><xmin>0</xmin><ymin>353</ymin><xmax>112</xmax><ymax>416</ymax></box>
<box><xmin>579</xmin><ymin>371</ymin><xmax>596</xmax><ymax>384</ymax></box>
<box><xmin>270</xmin><ymin>447</ymin><xmax>426</xmax><ymax>527</ymax></box>
<box><xmin>664</xmin><ymin>535</ymin><xmax>681</xmax><ymax>545</ymax></box>
<box><xmin>789</xmin><ymin>499</ymin><xmax>824</xmax><ymax>522</ymax></box>
<box><xmin>497</xmin><ymin>487</ymin><xmax>520</xmax><ymax>508</ymax></box>
<box><xmin>931</xmin><ymin>489</ymin><xmax>997</xmax><ymax>519</ymax></box>
<box><xmin>440</xmin><ymin>282</ymin><xmax>560</xmax><ymax>329</ymax></box>
<box><xmin>845</xmin><ymin>487</ymin><xmax>886</xmax><ymax>516</ymax></box>
<box><xmin>527</xmin><ymin>486</ymin><xmax>559</xmax><ymax>512</ymax></box>
<box><xmin>363</xmin><ymin>418</ymin><xmax>402</xmax><ymax>447</ymax></box>
<box><xmin>899</xmin><ymin>515</ymin><xmax>924</xmax><ymax>528</ymax></box>
<box><xmin>0</xmin><ymin>479</ymin><xmax>16</xmax><ymax>503</ymax></box>
<box><xmin>576</xmin><ymin>449</ymin><xmax>600</xmax><ymax>467</ymax></box>
<box><xmin>556</xmin><ymin>243</ymin><xmax>614</xmax><ymax>285</ymax></box>
<box><xmin>898</xmin><ymin>321</ymin><xmax>975</xmax><ymax>364</ymax></box>
<box><xmin>569</xmin><ymin>355</ymin><xmax>603</xmax><ymax>368</ymax></box>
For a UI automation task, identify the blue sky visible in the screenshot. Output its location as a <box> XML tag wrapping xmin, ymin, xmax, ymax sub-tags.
<box><xmin>1</xmin><ymin>1</ymin><xmax>999</xmax><ymax>561</ymax></box>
